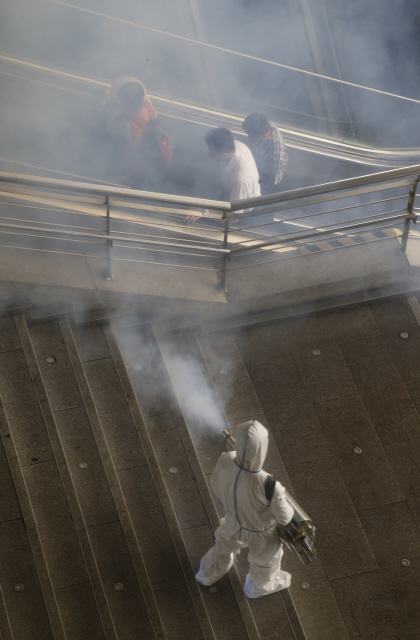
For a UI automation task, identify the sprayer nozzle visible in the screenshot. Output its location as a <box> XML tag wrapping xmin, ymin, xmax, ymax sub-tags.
<box><xmin>221</xmin><ymin>430</ymin><xmax>236</xmax><ymax>451</ymax></box>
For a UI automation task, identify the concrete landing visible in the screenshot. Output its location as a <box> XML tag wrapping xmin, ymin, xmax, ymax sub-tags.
<box><xmin>0</xmin><ymin>231</ymin><xmax>417</xmax><ymax>330</ymax></box>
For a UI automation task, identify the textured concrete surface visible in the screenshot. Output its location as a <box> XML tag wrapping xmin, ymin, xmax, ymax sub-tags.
<box><xmin>54</xmin><ymin>583</ymin><xmax>106</xmax><ymax>640</ymax></box>
<box><xmin>226</xmin><ymin>238</ymin><xmax>409</xmax><ymax>301</ymax></box>
<box><xmin>182</xmin><ymin>524</ymin><xmax>252</xmax><ymax>640</ymax></box>
<box><xmin>0</xmin><ymin>349</ymin><xmax>53</xmax><ymax>465</ymax></box>
<box><xmin>118</xmin><ymin>464</ymin><xmax>186</xmax><ymax>591</ymax></box>
<box><xmin>2</xmin><ymin>293</ymin><xmax>420</xmax><ymax>639</ymax></box>
<box><xmin>82</xmin><ymin>357</ymin><xmax>148</xmax><ymax>470</ymax></box>
<box><xmin>87</xmin><ymin>520</ymin><xmax>156</xmax><ymax>640</ymax></box>
<box><xmin>189</xmin><ymin>294</ymin><xmax>420</xmax><ymax>640</ymax></box>
<box><xmin>0</xmin><ymin>224</ymin><xmax>418</xmax><ymax>335</ymax></box>
<box><xmin>0</xmin><ymin>519</ymin><xmax>55</xmax><ymax>640</ymax></box>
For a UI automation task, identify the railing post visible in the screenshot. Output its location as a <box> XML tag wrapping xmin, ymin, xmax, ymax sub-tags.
<box><xmin>220</xmin><ymin>210</ymin><xmax>229</xmax><ymax>293</ymax></box>
<box><xmin>104</xmin><ymin>195</ymin><xmax>113</xmax><ymax>280</ymax></box>
<box><xmin>401</xmin><ymin>176</ymin><xmax>419</xmax><ymax>255</ymax></box>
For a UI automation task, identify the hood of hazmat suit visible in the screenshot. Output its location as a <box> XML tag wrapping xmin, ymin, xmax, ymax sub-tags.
<box><xmin>211</xmin><ymin>420</ymin><xmax>293</xmax><ymax>541</ymax></box>
<box><xmin>234</xmin><ymin>419</ymin><xmax>268</xmax><ymax>473</ymax></box>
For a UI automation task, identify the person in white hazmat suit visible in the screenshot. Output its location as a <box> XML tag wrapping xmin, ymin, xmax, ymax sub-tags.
<box><xmin>196</xmin><ymin>420</ymin><xmax>294</xmax><ymax>598</ymax></box>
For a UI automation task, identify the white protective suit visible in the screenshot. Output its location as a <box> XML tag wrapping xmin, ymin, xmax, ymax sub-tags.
<box><xmin>196</xmin><ymin>420</ymin><xmax>294</xmax><ymax>598</ymax></box>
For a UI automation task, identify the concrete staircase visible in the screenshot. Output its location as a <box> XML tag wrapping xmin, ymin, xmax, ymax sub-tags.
<box><xmin>0</xmin><ymin>313</ymin><xmax>218</xmax><ymax>639</ymax></box>
<box><xmin>6</xmin><ymin>292</ymin><xmax>419</xmax><ymax>639</ymax></box>
<box><xmin>0</xmin><ymin>308</ymin><xmax>307</xmax><ymax>639</ymax></box>
<box><xmin>115</xmin><ymin>323</ymin><xmax>307</xmax><ymax>640</ymax></box>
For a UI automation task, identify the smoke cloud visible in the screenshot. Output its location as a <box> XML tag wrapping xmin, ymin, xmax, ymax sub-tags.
<box><xmin>164</xmin><ymin>352</ymin><xmax>228</xmax><ymax>434</ymax></box>
<box><xmin>1</xmin><ymin>0</ymin><xmax>420</xmax><ymax>192</ymax></box>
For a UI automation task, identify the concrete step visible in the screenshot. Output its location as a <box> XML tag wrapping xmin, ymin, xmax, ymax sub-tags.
<box><xmin>0</xmin><ymin>314</ymin><xmax>87</xmax><ymax>640</ymax></box>
<box><xmin>0</xmin><ymin>312</ymin><xmax>221</xmax><ymax>639</ymax></box>
<box><xmin>115</xmin><ymin>324</ymin><xmax>258</xmax><ymax>640</ymax></box>
<box><xmin>114</xmin><ymin>322</ymin><xmax>309</xmax><ymax>640</ymax></box>
<box><xmin>153</xmin><ymin>328</ymin><xmax>306</xmax><ymax>640</ymax></box>
<box><xmin>26</xmin><ymin>316</ymin><xmax>150</xmax><ymax>640</ymax></box>
<box><xmin>71</xmin><ymin>321</ymin><xmax>214</xmax><ymax>640</ymax></box>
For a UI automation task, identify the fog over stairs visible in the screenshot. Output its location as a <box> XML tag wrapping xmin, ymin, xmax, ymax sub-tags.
<box><xmin>0</xmin><ymin>314</ymin><xmax>229</xmax><ymax>640</ymax></box>
<box><xmin>1</xmin><ymin>293</ymin><xmax>420</xmax><ymax>639</ymax></box>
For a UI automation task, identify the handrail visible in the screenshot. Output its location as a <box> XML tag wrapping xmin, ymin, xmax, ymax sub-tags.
<box><xmin>2</xmin><ymin>164</ymin><xmax>419</xmax><ymax>218</ymax></box>
<box><xmin>0</xmin><ymin>171</ymin><xmax>230</xmax><ymax>212</ymax></box>
<box><xmin>0</xmin><ymin>220</ymin><xmax>229</xmax><ymax>255</ymax></box>
<box><xmin>0</xmin><ymin>167</ymin><xmax>418</xmax><ymax>293</ymax></box>
<box><xmin>3</xmin><ymin>53</ymin><xmax>420</xmax><ymax>167</ymax></box>
<box><xmin>230</xmin><ymin>163</ymin><xmax>420</xmax><ymax>211</ymax></box>
<box><xmin>230</xmin><ymin>214</ymin><xmax>409</xmax><ymax>253</ymax></box>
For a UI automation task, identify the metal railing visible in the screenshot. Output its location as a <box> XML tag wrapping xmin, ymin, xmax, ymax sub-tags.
<box><xmin>0</xmin><ymin>164</ymin><xmax>419</xmax><ymax>293</ymax></box>
<box><xmin>4</xmin><ymin>53</ymin><xmax>420</xmax><ymax>166</ymax></box>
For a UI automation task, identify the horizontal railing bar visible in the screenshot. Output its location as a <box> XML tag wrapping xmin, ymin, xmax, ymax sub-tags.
<box><xmin>1</xmin><ymin>167</ymin><xmax>416</xmax><ymax>221</ymax></box>
<box><xmin>228</xmin><ymin>227</ymin><xmax>402</xmax><ymax>270</ymax></box>
<box><xmin>112</xmin><ymin>218</ymin><xmax>224</xmax><ymax>236</ymax></box>
<box><xmin>0</xmin><ymin>241</ymin><xmax>220</xmax><ymax>272</ymax></box>
<box><xmin>0</xmin><ymin>199</ymin><xmax>238</xmax><ymax>244</ymax></box>
<box><xmin>0</xmin><ymin>185</ymin><xmax>106</xmax><ymax>205</ymax></box>
<box><xmin>0</xmin><ymin>185</ymin><xmax>224</xmax><ymax>222</ymax></box>
<box><xmin>230</xmin><ymin>214</ymin><xmax>408</xmax><ymax>253</ymax></box>
<box><xmin>0</xmin><ymin>171</ymin><xmax>231</xmax><ymax>211</ymax></box>
<box><xmin>113</xmin><ymin>228</ymin><xmax>223</xmax><ymax>246</ymax></box>
<box><xmin>0</xmin><ymin>221</ymin><xmax>230</xmax><ymax>255</ymax></box>
<box><xmin>0</xmin><ymin>198</ymin><xmax>226</xmax><ymax>237</ymax></box>
<box><xmin>228</xmin><ymin>180</ymin><xmax>412</xmax><ymax>220</ymax></box>
<box><xmin>0</xmin><ymin>229</ymin><xmax>220</xmax><ymax>262</ymax></box>
<box><xmin>231</xmin><ymin>208</ymin><xmax>406</xmax><ymax>247</ymax></box>
<box><xmin>0</xmin><ymin>187</ymin><xmax>227</xmax><ymax>227</ymax></box>
<box><xmin>99</xmin><ymin>255</ymin><xmax>220</xmax><ymax>271</ymax></box>
<box><xmin>231</xmin><ymin>222</ymin><xmax>403</xmax><ymax>259</ymax></box>
<box><xmin>0</xmin><ymin>215</ymin><xmax>104</xmax><ymax>233</ymax></box>
<box><xmin>0</xmin><ymin>230</ymin><xmax>104</xmax><ymax>247</ymax></box>
<box><xmin>0</xmin><ymin>199</ymin><xmax>106</xmax><ymax>218</ymax></box>
<box><xmin>237</xmin><ymin>195</ymin><xmax>407</xmax><ymax>232</ymax></box>
<box><xmin>0</xmin><ymin>215</ymin><xmax>224</xmax><ymax>247</ymax></box>
<box><xmin>111</xmin><ymin>246</ymin><xmax>219</xmax><ymax>263</ymax></box>
<box><xmin>230</xmin><ymin>165</ymin><xmax>420</xmax><ymax>211</ymax></box>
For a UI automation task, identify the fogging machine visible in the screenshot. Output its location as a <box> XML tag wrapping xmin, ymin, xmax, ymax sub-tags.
<box><xmin>222</xmin><ymin>430</ymin><xmax>316</xmax><ymax>565</ymax></box>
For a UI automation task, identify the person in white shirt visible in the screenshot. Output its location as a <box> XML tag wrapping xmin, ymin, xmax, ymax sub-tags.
<box><xmin>185</xmin><ymin>127</ymin><xmax>260</xmax><ymax>223</ymax></box>
<box><xmin>206</xmin><ymin>127</ymin><xmax>261</xmax><ymax>206</ymax></box>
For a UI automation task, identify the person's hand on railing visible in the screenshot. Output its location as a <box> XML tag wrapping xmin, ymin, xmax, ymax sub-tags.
<box><xmin>185</xmin><ymin>208</ymin><xmax>209</xmax><ymax>224</ymax></box>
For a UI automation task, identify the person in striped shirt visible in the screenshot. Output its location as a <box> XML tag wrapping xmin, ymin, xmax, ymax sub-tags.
<box><xmin>242</xmin><ymin>113</ymin><xmax>288</xmax><ymax>195</ymax></box>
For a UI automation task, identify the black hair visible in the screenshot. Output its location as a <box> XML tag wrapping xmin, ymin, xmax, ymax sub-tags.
<box><xmin>242</xmin><ymin>113</ymin><xmax>271</xmax><ymax>136</ymax></box>
<box><xmin>205</xmin><ymin>128</ymin><xmax>235</xmax><ymax>153</ymax></box>
<box><xmin>118</xmin><ymin>82</ymin><xmax>145</xmax><ymax>111</ymax></box>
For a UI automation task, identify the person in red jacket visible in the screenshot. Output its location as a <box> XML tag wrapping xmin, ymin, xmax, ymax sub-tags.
<box><xmin>97</xmin><ymin>77</ymin><xmax>171</xmax><ymax>188</ymax></box>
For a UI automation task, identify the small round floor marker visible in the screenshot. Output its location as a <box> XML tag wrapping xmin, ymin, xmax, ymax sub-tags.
<box><xmin>401</xmin><ymin>559</ymin><xmax>410</xmax><ymax>567</ymax></box>
<box><xmin>312</xmin><ymin>349</ymin><xmax>320</xmax><ymax>356</ymax></box>
<box><xmin>219</xmin><ymin>368</ymin><xmax>227</xmax><ymax>375</ymax></box>
<box><xmin>353</xmin><ymin>447</ymin><xmax>362</xmax><ymax>455</ymax></box>
<box><xmin>301</xmin><ymin>582</ymin><xmax>310</xmax><ymax>590</ymax></box>
<box><xmin>134</xmin><ymin>364</ymin><xmax>142</xmax><ymax>371</ymax></box>
<box><xmin>78</xmin><ymin>462</ymin><xmax>88</xmax><ymax>470</ymax></box>
<box><xmin>209</xmin><ymin>586</ymin><xmax>217</xmax><ymax>593</ymax></box>
<box><xmin>114</xmin><ymin>583</ymin><xmax>123</xmax><ymax>591</ymax></box>
<box><xmin>400</xmin><ymin>332</ymin><xmax>409</xmax><ymax>339</ymax></box>
<box><xmin>45</xmin><ymin>356</ymin><xmax>56</xmax><ymax>364</ymax></box>
<box><xmin>168</xmin><ymin>467</ymin><xmax>177</xmax><ymax>475</ymax></box>
<box><xmin>14</xmin><ymin>584</ymin><xmax>24</xmax><ymax>592</ymax></box>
